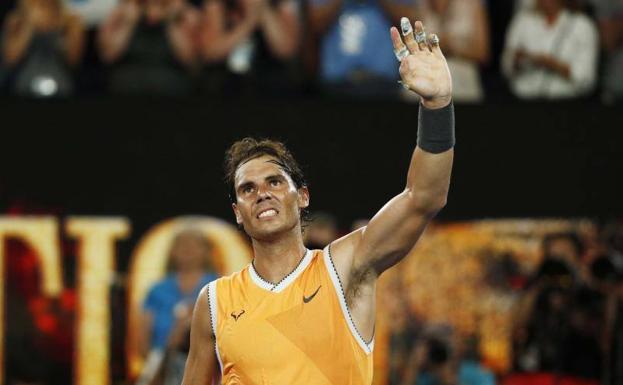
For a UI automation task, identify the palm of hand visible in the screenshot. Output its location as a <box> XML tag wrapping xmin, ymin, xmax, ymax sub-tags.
<box><xmin>390</xmin><ymin>21</ymin><xmax>453</xmax><ymax>103</ymax></box>
<box><xmin>400</xmin><ymin>51</ymin><xmax>452</xmax><ymax>101</ymax></box>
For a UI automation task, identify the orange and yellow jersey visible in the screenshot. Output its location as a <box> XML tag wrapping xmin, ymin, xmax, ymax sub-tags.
<box><xmin>206</xmin><ymin>247</ymin><xmax>374</xmax><ymax>385</ymax></box>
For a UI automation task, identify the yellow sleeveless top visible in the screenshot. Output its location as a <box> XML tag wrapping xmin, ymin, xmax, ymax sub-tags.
<box><xmin>206</xmin><ymin>247</ymin><xmax>374</xmax><ymax>385</ymax></box>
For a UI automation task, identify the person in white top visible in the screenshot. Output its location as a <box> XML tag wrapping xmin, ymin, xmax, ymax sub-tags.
<box><xmin>419</xmin><ymin>0</ymin><xmax>490</xmax><ymax>103</ymax></box>
<box><xmin>502</xmin><ymin>0</ymin><xmax>599</xmax><ymax>100</ymax></box>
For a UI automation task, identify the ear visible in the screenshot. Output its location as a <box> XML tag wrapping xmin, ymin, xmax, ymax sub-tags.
<box><xmin>298</xmin><ymin>186</ymin><xmax>310</xmax><ymax>209</ymax></box>
<box><xmin>232</xmin><ymin>203</ymin><xmax>243</xmax><ymax>225</ymax></box>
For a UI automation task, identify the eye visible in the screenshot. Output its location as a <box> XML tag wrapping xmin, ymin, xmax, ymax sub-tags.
<box><xmin>270</xmin><ymin>179</ymin><xmax>282</xmax><ymax>187</ymax></box>
<box><xmin>242</xmin><ymin>185</ymin><xmax>255</xmax><ymax>194</ymax></box>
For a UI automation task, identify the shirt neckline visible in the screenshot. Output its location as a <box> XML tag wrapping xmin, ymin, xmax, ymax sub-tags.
<box><xmin>248</xmin><ymin>249</ymin><xmax>313</xmax><ymax>293</ymax></box>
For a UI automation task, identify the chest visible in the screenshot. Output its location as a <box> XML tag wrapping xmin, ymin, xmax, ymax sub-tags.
<box><xmin>216</xmin><ymin>274</ymin><xmax>342</xmax><ymax>370</ymax></box>
<box><xmin>521</xmin><ymin>16</ymin><xmax>576</xmax><ymax>55</ymax></box>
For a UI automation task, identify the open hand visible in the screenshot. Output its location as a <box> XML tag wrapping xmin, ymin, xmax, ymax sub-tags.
<box><xmin>391</xmin><ymin>18</ymin><xmax>452</xmax><ymax>109</ymax></box>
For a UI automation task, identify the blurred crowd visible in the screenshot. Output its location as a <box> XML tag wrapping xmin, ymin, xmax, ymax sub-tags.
<box><xmin>303</xmin><ymin>214</ymin><xmax>623</xmax><ymax>385</ymax></box>
<box><xmin>0</xmin><ymin>0</ymin><xmax>622</xmax><ymax>102</ymax></box>
<box><xmin>4</xmin><ymin>210</ymin><xmax>623</xmax><ymax>385</ymax></box>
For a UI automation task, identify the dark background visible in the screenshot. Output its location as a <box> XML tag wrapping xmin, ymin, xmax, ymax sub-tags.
<box><xmin>1</xmin><ymin>98</ymin><xmax>621</xmax><ymax>228</ymax></box>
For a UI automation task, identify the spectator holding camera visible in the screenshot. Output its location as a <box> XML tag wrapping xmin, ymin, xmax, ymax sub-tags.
<box><xmin>512</xmin><ymin>232</ymin><xmax>607</xmax><ymax>381</ymax></box>
<box><xmin>98</xmin><ymin>0</ymin><xmax>200</xmax><ymax>95</ymax></box>
<box><xmin>501</xmin><ymin>0</ymin><xmax>599</xmax><ymax>100</ymax></box>
<box><xmin>1</xmin><ymin>0</ymin><xmax>85</xmax><ymax>97</ymax></box>
<box><xmin>197</xmin><ymin>0</ymin><xmax>300</xmax><ymax>95</ymax></box>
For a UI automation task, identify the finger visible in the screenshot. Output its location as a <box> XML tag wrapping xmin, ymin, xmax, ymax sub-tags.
<box><xmin>428</xmin><ymin>33</ymin><xmax>442</xmax><ymax>56</ymax></box>
<box><xmin>390</xmin><ymin>26</ymin><xmax>409</xmax><ymax>62</ymax></box>
<box><xmin>399</xmin><ymin>59</ymin><xmax>409</xmax><ymax>80</ymax></box>
<box><xmin>400</xmin><ymin>17</ymin><xmax>419</xmax><ymax>53</ymax></box>
<box><xmin>413</xmin><ymin>20</ymin><xmax>428</xmax><ymax>51</ymax></box>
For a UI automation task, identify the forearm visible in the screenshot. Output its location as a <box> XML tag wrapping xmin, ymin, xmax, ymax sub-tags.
<box><xmin>64</xmin><ymin>20</ymin><xmax>85</xmax><ymax>66</ymax></box>
<box><xmin>449</xmin><ymin>2</ymin><xmax>489</xmax><ymax>65</ymax></box>
<box><xmin>99</xmin><ymin>22</ymin><xmax>136</xmax><ymax>63</ymax></box>
<box><xmin>260</xmin><ymin>7</ymin><xmax>299</xmax><ymax>59</ymax></box>
<box><xmin>168</xmin><ymin>24</ymin><xmax>197</xmax><ymax>66</ymax></box>
<box><xmin>3</xmin><ymin>23</ymin><xmax>35</xmax><ymax>67</ymax></box>
<box><xmin>405</xmin><ymin>102</ymin><xmax>454</xmax><ymax>213</ymax></box>
<box><xmin>537</xmin><ymin>55</ymin><xmax>571</xmax><ymax>79</ymax></box>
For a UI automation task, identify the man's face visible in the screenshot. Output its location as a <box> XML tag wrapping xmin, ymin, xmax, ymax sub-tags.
<box><xmin>232</xmin><ymin>155</ymin><xmax>309</xmax><ymax>241</ymax></box>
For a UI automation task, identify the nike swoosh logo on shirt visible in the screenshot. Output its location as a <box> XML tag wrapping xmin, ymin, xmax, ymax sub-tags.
<box><xmin>303</xmin><ymin>285</ymin><xmax>321</xmax><ymax>303</ymax></box>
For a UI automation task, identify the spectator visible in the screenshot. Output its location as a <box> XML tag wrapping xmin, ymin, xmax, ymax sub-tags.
<box><xmin>512</xmin><ymin>231</ymin><xmax>607</xmax><ymax>381</ymax></box>
<box><xmin>501</xmin><ymin>0</ymin><xmax>599</xmax><ymax>100</ymax></box>
<box><xmin>386</xmin><ymin>279</ymin><xmax>421</xmax><ymax>385</ymax></box>
<box><xmin>1</xmin><ymin>0</ymin><xmax>85</xmax><ymax>97</ymax></box>
<box><xmin>136</xmin><ymin>228</ymin><xmax>218</xmax><ymax>385</ymax></box>
<box><xmin>66</xmin><ymin>0</ymin><xmax>117</xmax><ymax>27</ymax></box>
<box><xmin>598</xmin><ymin>253</ymin><xmax>623</xmax><ymax>385</ymax></box>
<box><xmin>592</xmin><ymin>0</ymin><xmax>623</xmax><ymax>103</ymax></box>
<box><xmin>198</xmin><ymin>0</ymin><xmax>301</xmax><ymax>95</ymax></box>
<box><xmin>543</xmin><ymin>232</ymin><xmax>584</xmax><ymax>265</ymax></box>
<box><xmin>400</xmin><ymin>326</ymin><xmax>496</xmax><ymax>385</ymax></box>
<box><xmin>307</xmin><ymin>0</ymin><xmax>417</xmax><ymax>97</ymax></box>
<box><xmin>418</xmin><ymin>0</ymin><xmax>490</xmax><ymax>103</ymax></box>
<box><xmin>98</xmin><ymin>0</ymin><xmax>199</xmax><ymax>95</ymax></box>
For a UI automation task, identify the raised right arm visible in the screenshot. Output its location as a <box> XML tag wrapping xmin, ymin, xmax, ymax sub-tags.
<box><xmin>180</xmin><ymin>286</ymin><xmax>217</xmax><ymax>385</ymax></box>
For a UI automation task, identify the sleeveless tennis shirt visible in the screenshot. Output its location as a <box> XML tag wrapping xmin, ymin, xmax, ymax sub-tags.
<box><xmin>207</xmin><ymin>247</ymin><xmax>374</xmax><ymax>385</ymax></box>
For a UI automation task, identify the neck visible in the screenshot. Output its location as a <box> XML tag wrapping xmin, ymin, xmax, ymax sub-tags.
<box><xmin>544</xmin><ymin>8</ymin><xmax>562</xmax><ymax>25</ymax></box>
<box><xmin>251</xmin><ymin>228</ymin><xmax>307</xmax><ymax>284</ymax></box>
<box><xmin>177</xmin><ymin>268</ymin><xmax>202</xmax><ymax>281</ymax></box>
<box><xmin>176</xmin><ymin>269</ymin><xmax>203</xmax><ymax>292</ymax></box>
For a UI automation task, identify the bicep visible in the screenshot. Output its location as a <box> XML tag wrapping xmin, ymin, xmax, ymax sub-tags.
<box><xmin>181</xmin><ymin>287</ymin><xmax>216</xmax><ymax>385</ymax></box>
<box><xmin>331</xmin><ymin>190</ymin><xmax>433</xmax><ymax>283</ymax></box>
<box><xmin>200</xmin><ymin>2</ymin><xmax>224</xmax><ymax>44</ymax></box>
<box><xmin>355</xmin><ymin>190</ymin><xmax>433</xmax><ymax>274</ymax></box>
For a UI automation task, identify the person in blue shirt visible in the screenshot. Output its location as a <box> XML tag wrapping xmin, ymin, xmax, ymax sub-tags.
<box><xmin>307</xmin><ymin>0</ymin><xmax>417</xmax><ymax>97</ymax></box>
<box><xmin>138</xmin><ymin>228</ymin><xmax>218</xmax><ymax>385</ymax></box>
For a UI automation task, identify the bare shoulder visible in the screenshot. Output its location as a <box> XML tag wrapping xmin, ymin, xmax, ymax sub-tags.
<box><xmin>196</xmin><ymin>284</ymin><xmax>211</xmax><ymax>314</ymax></box>
<box><xmin>192</xmin><ymin>284</ymin><xmax>213</xmax><ymax>335</ymax></box>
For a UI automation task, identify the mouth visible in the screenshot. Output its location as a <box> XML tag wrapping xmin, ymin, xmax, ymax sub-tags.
<box><xmin>257</xmin><ymin>208</ymin><xmax>279</xmax><ymax>220</ymax></box>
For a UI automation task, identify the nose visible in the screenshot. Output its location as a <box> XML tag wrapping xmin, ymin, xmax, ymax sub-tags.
<box><xmin>256</xmin><ymin>185</ymin><xmax>272</xmax><ymax>203</ymax></box>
